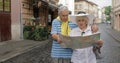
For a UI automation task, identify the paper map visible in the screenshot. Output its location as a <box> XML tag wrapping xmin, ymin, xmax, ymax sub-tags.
<box><xmin>59</xmin><ymin>33</ymin><xmax>100</xmax><ymax>49</ymax></box>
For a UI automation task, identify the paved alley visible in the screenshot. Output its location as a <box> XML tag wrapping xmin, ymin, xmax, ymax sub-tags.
<box><xmin>97</xmin><ymin>24</ymin><xmax>120</xmax><ymax>63</ymax></box>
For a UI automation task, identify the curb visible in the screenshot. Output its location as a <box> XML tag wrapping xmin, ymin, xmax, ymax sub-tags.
<box><xmin>0</xmin><ymin>39</ymin><xmax>51</xmax><ymax>62</ymax></box>
<box><xmin>105</xmin><ymin>27</ymin><xmax>120</xmax><ymax>42</ymax></box>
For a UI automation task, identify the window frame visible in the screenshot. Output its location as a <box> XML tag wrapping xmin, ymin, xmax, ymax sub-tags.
<box><xmin>0</xmin><ymin>0</ymin><xmax>11</xmax><ymax>12</ymax></box>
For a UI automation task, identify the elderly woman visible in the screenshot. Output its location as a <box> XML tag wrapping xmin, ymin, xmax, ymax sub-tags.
<box><xmin>70</xmin><ymin>14</ymin><xmax>103</xmax><ymax>63</ymax></box>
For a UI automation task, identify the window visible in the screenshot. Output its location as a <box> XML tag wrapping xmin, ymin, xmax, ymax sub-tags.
<box><xmin>76</xmin><ymin>4</ymin><xmax>82</xmax><ymax>10</ymax></box>
<box><xmin>0</xmin><ymin>0</ymin><xmax>3</xmax><ymax>11</ymax></box>
<box><xmin>79</xmin><ymin>4</ymin><xmax>82</xmax><ymax>9</ymax></box>
<box><xmin>77</xmin><ymin>4</ymin><xmax>79</xmax><ymax>9</ymax></box>
<box><xmin>0</xmin><ymin>0</ymin><xmax>10</xmax><ymax>12</ymax></box>
<box><xmin>5</xmin><ymin>0</ymin><xmax>10</xmax><ymax>11</ymax></box>
<box><xmin>75</xmin><ymin>0</ymin><xmax>79</xmax><ymax>2</ymax></box>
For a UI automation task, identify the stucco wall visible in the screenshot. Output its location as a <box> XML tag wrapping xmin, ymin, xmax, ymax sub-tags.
<box><xmin>11</xmin><ymin>0</ymin><xmax>23</xmax><ymax>40</ymax></box>
<box><xmin>112</xmin><ymin>0</ymin><xmax>120</xmax><ymax>31</ymax></box>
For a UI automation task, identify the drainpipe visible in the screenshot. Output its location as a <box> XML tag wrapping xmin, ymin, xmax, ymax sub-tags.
<box><xmin>19</xmin><ymin>0</ymin><xmax>23</xmax><ymax>40</ymax></box>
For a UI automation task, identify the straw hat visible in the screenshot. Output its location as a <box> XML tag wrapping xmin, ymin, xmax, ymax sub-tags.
<box><xmin>70</xmin><ymin>14</ymin><xmax>95</xmax><ymax>25</ymax></box>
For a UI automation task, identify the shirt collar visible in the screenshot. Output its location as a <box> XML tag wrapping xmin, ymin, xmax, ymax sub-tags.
<box><xmin>77</xmin><ymin>26</ymin><xmax>91</xmax><ymax>33</ymax></box>
<box><xmin>56</xmin><ymin>16</ymin><xmax>70</xmax><ymax>22</ymax></box>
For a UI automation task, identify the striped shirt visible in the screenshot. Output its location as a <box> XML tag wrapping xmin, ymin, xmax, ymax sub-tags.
<box><xmin>51</xmin><ymin>19</ymin><xmax>77</xmax><ymax>58</ymax></box>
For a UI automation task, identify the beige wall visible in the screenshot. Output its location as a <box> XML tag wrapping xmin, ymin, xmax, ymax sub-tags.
<box><xmin>101</xmin><ymin>8</ymin><xmax>106</xmax><ymax>22</ymax></box>
<box><xmin>74</xmin><ymin>0</ymin><xmax>99</xmax><ymax>23</ymax></box>
<box><xmin>112</xmin><ymin>0</ymin><xmax>120</xmax><ymax>31</ymax></box>
<box><xmin>11</xmin><ymin>0</ymin><xmax>22</xmax><ymax>40</ymax></box>
<box><xmin>74</xmin><ymin>1</ymin><xmax>87</xmax><ymax>14</ymax></box>
<box><xmin>74</xmin><ymin>0</ymin><xmax>98</xmax><ymax>15</ymax></box>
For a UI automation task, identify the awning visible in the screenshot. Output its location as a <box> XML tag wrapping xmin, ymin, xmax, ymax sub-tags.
<box><xmin>48</xmin><ymin>3</ymin><xmax>58</xmax><ymax>11</ymax></box>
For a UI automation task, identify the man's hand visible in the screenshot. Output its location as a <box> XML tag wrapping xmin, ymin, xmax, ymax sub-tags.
<box><xmin>57</xmin><ymin>35</ymin><xmax>62</xmax><ymax>43</ymax></box>
<box><xmin>52</xmin><ymin>34</ymin><xmax>62</xmax><ymax>43</ymax></box>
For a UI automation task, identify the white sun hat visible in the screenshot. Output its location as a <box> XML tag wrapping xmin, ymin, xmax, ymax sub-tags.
<box><xmin>70</xmin><ymin>14</ymin><xmax>95</xmax><ymax>25</ymax></box>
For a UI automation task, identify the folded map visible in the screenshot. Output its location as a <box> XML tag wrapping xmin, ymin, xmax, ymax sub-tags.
<box><xmin>59</xmin><ymin>33</ymin><xmax>100</xmax><ymax>49</ymax></box>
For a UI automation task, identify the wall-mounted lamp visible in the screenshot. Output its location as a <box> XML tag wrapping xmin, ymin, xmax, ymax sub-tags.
<box><xmin>33</xmin><ymin>1</ymin><xmax>42</xmax><ymax>18</ymax></box>
<box><xmin>38</xmin><ymin>1</ymin><xmax>42</xmax><ymax>7</ymax></box>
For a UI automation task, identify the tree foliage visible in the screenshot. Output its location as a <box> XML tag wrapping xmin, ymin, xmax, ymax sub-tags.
<box><xmin>104</xmin><ymin>6</ymin><xmax>111</xmax><ymax>21</ymax></box>
<box><xmin>104</xmin><ymin>6</ymin><xmax>111</xmax><ymax>15</ymax></box>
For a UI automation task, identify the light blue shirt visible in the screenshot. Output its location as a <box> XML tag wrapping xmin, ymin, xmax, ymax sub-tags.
<box><xmin>51</xmin><ymin>19</ymin><xmax>77</xmax><ymax>58</ymax></box>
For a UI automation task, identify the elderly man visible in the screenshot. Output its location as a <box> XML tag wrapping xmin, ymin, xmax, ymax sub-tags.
<box><xmin>50</xmin><ymin>6</ymin><xmax>102</xmax><ymax>63</ymax></box>
<box><xmin>51</xmin><ymin>6</ymin><xmax>77</xmax><ymax>63</ymax></box>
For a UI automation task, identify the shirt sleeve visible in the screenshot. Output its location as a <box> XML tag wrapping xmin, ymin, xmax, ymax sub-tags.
<box><xmin>51</xmin><ymin>19</ymin><xmax>58</xmax><ymax>34</ymax></box>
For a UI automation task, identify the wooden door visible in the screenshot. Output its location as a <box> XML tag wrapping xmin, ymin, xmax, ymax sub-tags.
<box><xmin>0</xmin><ymin>0</ymin><xmax>11</xmax><ymax>41</ymax></box>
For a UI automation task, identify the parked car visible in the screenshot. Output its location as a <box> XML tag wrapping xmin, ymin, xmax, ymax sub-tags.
<box><xmin>107</xmin><ymin>21</ymin><xmax>111</xmax><ymax>25</ymax></box>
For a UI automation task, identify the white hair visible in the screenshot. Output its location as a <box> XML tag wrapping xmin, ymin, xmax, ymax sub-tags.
<box><xmin>58</xmin><ymin>6</ymin><xmax>69</xmax><ymax>15</ymax></box>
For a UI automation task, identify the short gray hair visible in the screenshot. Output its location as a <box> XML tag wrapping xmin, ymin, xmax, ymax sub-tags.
<box><xmin>58</xmin><ymin>6</ymin><xmax>69</xmax><ymax>15</ymax></box>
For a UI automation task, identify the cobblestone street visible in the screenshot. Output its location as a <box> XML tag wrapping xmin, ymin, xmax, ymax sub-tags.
<box><xmin>0</xmin><ymin>0</ymin><xmax>118</xmax><ymax>63</ymax></box>
<box><xmin>0</xmin><ymin>24</ymin><xmax>120</xmax><ymax>63</ymax></box>
<box><xmin>97</xmin><ymin>24</ymin><xmax>120</xmax><ymax>63</ymax></box>
<box><xmin>0</xmin><ymin>39</ymin><xmax>53</xmax><ymax>63</ymax></box>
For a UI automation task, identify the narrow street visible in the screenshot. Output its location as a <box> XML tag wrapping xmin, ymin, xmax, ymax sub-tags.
<box><xmin>97</xmin><ymin>23</ymin><xmax>120</xmax><ymax>63</ymax></box>
<box><xmin>0</xmin><ymin>23</ymin><xmax>120</xmax><ymax>63</ymax></box>
<box><xmin>0</xmin><ymin>0</ymin><xmax>119</xmax><ymax>63</ymax></box>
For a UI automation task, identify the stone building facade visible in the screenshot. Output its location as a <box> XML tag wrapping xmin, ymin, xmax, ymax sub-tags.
<box><xmin>74</xmin><ymin>0</ymin><xmax>99</xmax><ymax>23</ymax></box>
<box><xmin>112</xmin><ymin>0</ymin><xmax>120</xmax><ymax>31</ymax></box>
<box><xmin>0</xmin><ymin>0</ymin><xmax>59</xmax><ymax>41</ymax></box>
